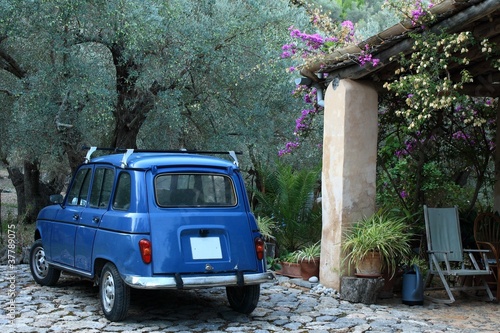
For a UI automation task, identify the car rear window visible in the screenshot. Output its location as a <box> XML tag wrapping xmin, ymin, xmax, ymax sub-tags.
<box><xmin>155</xmin><ymin>173</ymin><xmax>237</xmax><ymax>207</ymax></box>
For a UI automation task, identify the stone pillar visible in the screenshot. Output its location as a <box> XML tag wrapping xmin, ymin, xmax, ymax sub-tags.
<box><xmin>319</xmin><ymin>79</ymin><xmax>379</xmax><ymax>290</ymax></box>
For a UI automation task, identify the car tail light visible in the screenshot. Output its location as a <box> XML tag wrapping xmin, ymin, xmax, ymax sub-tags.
<box><xmin>255</xmin><ymin>237</ymin><xmax>265</xmax><ymax>261</ymax></box>
<box><xmin>139</xmin><ymin>239</ymin><xmax>152</xmax><ymax>264</ymax></box>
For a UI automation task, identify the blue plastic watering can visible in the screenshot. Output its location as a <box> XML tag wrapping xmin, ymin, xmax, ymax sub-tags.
<box><xmin>402</xmin><ymin>264</ymin><xmax>424</xmax><ymax>305</ymax></box>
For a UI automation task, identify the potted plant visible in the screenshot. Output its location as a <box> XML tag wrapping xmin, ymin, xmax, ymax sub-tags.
<box><xmin>342</xmin><ymin>209</ymin><xmax>413</xmax><ymax>278</ymax></box>
<box><xmin>278</xmin><ymin>252</ymin><xmax>302</xmax><ymax>278</ymax></box>
<box><xmin>295</xmin><ymin>241</ymin><xmax>321</xmax><ymax>281</ymax></box>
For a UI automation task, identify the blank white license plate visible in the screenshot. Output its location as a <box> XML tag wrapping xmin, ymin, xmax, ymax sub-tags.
<box><xmin>190</xmin><ymin>237</ymin><xmax>222</xmax><ymax>260</ymax></box>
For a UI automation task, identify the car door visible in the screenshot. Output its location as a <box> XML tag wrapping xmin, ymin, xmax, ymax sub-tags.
<box><xmin>75</xmin><ymin>166</ymin><xmax>114</xmax><ymax>272</ymax></box>
<box><xmin>50</xmin><ymin>166</ymin><xmax>92</xmax><ymax>267</ymax></box>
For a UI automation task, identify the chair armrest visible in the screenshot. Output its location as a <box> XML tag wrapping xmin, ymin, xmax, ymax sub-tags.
<box><xmin>464</xmin><ymin>248</ymin><xmax>490</xmax><ymax>253</ymax></box>
<box><xmin>476</xmin><ymin>241</ymin><xmax>499</xmax><ymax>261</ymax></box>
<box><xmin>427</xmin><ymin>250</ymin><xmax>453</xmax><ymax>254</ymax></box>
<box><xmin>466</xmin><ymin>250</ymin><xmax>491</xmax><ymax>270</ymax></box>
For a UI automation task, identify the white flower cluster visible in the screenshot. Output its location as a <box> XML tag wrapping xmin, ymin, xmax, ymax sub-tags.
<box><xmin>382</xmin><ymin>30</ymin><xmax>497</xmax><ymax>130</ymax></box>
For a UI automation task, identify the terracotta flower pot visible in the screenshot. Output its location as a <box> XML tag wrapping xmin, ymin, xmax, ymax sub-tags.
<box><xmin>300</xmin><ymin>258</ymin><xmax>320</xmax><ymax>281</ymax></box>
<box><xmin>278</xmin><ymin>262</ymin><xmax>302</xmax><ymax>278</ymax></box>
<box><xmin>355</xmin><ymin>251</ymin><xmax>382</xmax><ymax>278</ymax></box>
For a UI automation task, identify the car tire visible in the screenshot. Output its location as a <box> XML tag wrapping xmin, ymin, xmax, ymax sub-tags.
<box><xmin>99</xmin><ymin>262</ymin><xmax>130</xmax><ymax>322</ymax></box>
<box><xmin>226</xmin><ymin>284</ymin><xmax>260</xmax><ymax>314</ymax></box>
<box><xmin>29</xmin><ymin>239</ymin><xmax>61</xmax><ymax>286</ymax></box>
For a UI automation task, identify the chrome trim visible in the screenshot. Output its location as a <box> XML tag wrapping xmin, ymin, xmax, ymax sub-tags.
<box><xmin>123</xmin><ymin>271</ymin><xmax>276</xmax><ymax>289</ymax></box>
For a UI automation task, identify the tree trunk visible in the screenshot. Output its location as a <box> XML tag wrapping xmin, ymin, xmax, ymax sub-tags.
<box><xmin>22</xmin><ymin>160</ymin><xmax>47</xmax><ymax>223</ymax></box>
<box><xmin>7</xmin><ymin>160</ymin><xmax>63</xmax><ymax>224</ymax></box>
<box><xmin>64</xmin><ymin>143</ymin><xmax>86</xmax><ymax>174</ymax></box>
<box><xmin>113</xmin><ymin>80</ymin><xmax>155</xmax><ymax>148</ymax></box>
<box><xmin>110</xmin><ymin>44</ymin><xmax>159</xmax><ymax>149</ymax></box>
<box><xmin>112</xmin><ymin>111</ymin><xmax>142</xmax><ymax>149</ymax></box>
<box><xmin>112</xmin><ymin>88</ymin><xmax>155</xmax><ymax>149</ymax></box>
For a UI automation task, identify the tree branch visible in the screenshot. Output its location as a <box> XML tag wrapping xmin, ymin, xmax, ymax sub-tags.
<box><xmin>0</xmin><ymin>49</ymin><xmax>26</xmax><ymax>79</ymax></box>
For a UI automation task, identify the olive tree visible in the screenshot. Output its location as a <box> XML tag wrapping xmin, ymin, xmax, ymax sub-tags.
<box><xmin>0</xmin><ymin>0</ymin><xmax>310</xmax><ymax>222</ymax></box>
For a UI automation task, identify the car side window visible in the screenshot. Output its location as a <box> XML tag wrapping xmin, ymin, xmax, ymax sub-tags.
<box><xmin>67</xmin><ymin>168</ymin><xmax>92</xmax><ymax>206</ymax></box>
<box><xmin>89</xmin><ymin>167</ymin><xmax>115</xmax><ymax>209</ymax></box>
<box><xmin>112</xmin><ymin>172</ymin><xmax>131</xmax><ymax>210</ymax></box>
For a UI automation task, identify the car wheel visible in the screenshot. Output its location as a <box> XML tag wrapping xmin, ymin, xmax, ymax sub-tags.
<box><xmin>226</xmin><ymin>284</ymin><xmax>260</xmax><ymax>314</ymax></box>
<box><xmin>29</xmin><ymin>239</ymin><xmax>60</xmax><ymax>286</ymax></box>
<box><xmin>99</xmin><ymin>262</ymin><xmax>130</xmax><ymax>322</ymax></box>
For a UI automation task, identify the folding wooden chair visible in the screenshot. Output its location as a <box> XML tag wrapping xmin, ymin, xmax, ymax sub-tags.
<box><xmin>423</xmin><ymin>206</ymin><xmax>494</xmax><ymax>303</ymax></box>
<box><xmin>473</xmin><ymin>212</ymin><xmax>500</xmax><ymax>301</ymax></box>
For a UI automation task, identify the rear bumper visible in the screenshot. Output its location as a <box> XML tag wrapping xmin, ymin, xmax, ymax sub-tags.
<box><xmin>123</xmin><ymin>271</ymin><xmax>276</xmax><ymax>289</ymax></box>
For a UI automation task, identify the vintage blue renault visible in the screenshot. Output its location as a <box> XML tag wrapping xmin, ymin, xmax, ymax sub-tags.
<box><xmin>29</xmin><ymin>147</ymin><xmax>274</xmax><ymax>321</ymax></box>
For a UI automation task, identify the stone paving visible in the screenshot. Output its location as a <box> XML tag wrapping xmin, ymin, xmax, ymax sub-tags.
<box><xmin>1</xmin><ymin>264</ymin><xmax>500</xmax><ymax>332</ymax></box>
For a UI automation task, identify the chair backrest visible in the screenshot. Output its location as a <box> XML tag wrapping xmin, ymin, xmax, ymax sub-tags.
<box><xmin>474</xmin><ymin>212</ymin><xmax>500</xmax><ymax>256</ymax></box>
<box><xmin>474</xmin><ymin>212</ymin><xmax>500</xmax><ymax>245</ymax></box>
<box><xmin>424</xmin><ymin>205</ymin><xmax>463</xmax><ymax>262</ymax></box>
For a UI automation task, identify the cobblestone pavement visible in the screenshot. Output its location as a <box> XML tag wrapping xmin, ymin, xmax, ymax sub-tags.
<box><xmin>1</xmin><ymin>265</ymin><xmax>500</xmax><ymax>332</ymax></box>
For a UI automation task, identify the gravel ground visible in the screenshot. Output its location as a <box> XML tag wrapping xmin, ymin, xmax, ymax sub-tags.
<box><xmin>2</xmin><ymin>265</ymin><xmax>500</xmax><ymax>332</ymax></box>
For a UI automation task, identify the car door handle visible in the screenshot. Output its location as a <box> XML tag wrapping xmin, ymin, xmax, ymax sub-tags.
<box><xmin>73</xmin><ymin>214</ymin><xmax>79</xmax><ymax>220</ymax></box>
<box><xmin>92</xmin><ymin>217</ymin><xmax>100</xmax><ymax>223</ymax></box>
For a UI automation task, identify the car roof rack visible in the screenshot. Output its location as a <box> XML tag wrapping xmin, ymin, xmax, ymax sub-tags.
<box><xmin>82</xmin><ymin>146</ymin><xmax>242</xmax><ymax>167</ymax></box>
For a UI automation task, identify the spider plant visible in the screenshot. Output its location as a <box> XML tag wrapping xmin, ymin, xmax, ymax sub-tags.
<box><xmin>294</xmin><ymin>241</ymin><xmax>321</xmax><ymax>262</ymax></box>
<box><xmin>342</xmin><ymin>209</ymin><xmax>413</xmax><ymax>277</ymax></box>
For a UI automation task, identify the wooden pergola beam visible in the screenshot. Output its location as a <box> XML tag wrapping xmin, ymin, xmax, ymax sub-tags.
<box><xmin>303</xmin><ymin>0</ymin><xmax>500</xmax><ymax>87</ymax></box>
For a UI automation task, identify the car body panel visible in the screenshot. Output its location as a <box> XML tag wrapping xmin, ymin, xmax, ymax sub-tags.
<box><xmin>74</xmin><ymin>206</ymin><xmax>106</xmax><ymax>272</ymax></box>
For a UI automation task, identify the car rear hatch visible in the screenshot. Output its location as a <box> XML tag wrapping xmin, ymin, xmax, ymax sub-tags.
<box><xmin>148</xmin><ymin>171</ymin><xmax>259</xmax><ymax>275</ymax></box>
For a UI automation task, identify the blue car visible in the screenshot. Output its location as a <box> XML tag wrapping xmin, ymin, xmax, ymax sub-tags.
<box><xmin>29</xmin><ymin>147</ymin><xmax>274</xmax><ymax>321</ymax></box>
